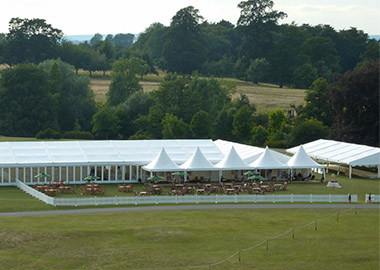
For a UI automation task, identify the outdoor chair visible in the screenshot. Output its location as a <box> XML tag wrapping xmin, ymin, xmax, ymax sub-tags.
<box><xmin>98</xmin><ymin>186</ymin><xmax>106</xmax><ymax>195</ymax></box>
<box><xmin>80</xmin><ymin>185</ymin><xmax>86</xmax><ymax>195</ymax></box>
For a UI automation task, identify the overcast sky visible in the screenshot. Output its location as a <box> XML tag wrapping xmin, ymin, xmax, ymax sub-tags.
<box><xmin>0</xmin><ymin>0</ymin><xmax>379</xmax><ymax>35</ymax></box>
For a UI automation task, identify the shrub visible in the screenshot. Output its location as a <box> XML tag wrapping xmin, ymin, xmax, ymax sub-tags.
<box><xmin>62</xmin><ymin>130</ymin><xmax>94</xmax><ymax>140</ymax></box>
<box><xmin>36</xmin><ymin>128</ymin><xmax>61</xmax><ymax>139</ymax></box>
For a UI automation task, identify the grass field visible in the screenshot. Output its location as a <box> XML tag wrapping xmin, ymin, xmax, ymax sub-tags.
<box><xmin>0</xmin><ymin>208</ymin><xmax>378</xmax><ymax>269</ymax></box>
<box><xmin>88</xmin><ymin>72</ymin><xmax>306</xmax><ymax>112</ymax></box>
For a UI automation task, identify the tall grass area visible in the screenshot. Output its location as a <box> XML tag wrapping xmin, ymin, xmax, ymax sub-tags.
<box><xmin>87</xmin><ymin>70</ymin><xmax>306</xmax><ymax>112</ymax></box>
<box><xmin>0</xmin><ymin>208</ymin><xmax>378</xmax><ymax>269</ymax></box>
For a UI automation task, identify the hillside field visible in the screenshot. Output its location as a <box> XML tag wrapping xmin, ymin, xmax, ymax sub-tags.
<box><xmin>89</xmin><ymin>73</ymin><xmax>306</xmax><ymax>112</ymax></box>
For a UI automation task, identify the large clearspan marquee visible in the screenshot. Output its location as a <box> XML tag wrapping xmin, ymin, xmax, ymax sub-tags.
<box><xmin>287</xmin><ymin>139</ymin><xmax>380</xmax><ymax>178</ymax></box>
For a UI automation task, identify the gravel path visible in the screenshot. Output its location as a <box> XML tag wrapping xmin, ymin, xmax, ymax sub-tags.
<box><xmin>0</xmin><ymin>204</ymin><xmax>378</xmax><ymax>217</ymax></box>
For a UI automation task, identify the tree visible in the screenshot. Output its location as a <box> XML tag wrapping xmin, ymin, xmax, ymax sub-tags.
<box><xmin>290</xmin><ymin>119</ymin><xmax>328</xmax><ymax>146</ymax></box>
<box><xmin>115</xmin><ymin>91</ymin><xmax>153</xmax><ymax>139</ymax></box>
<box><xmin>107</xmin><ymin>58</ymin><xmax>143</xmax><ymax>106</ymax></box>
<box><xmin>247</xmin><ymin>58</ymin><xmax>270</xmax><ymax>84</ymax></box>
<box><xmin>91</xmin><ymin>106</ymin><xmax>119</xmax><ymax>139</ymax></box>
<box><xmin>90</xmin><ymin>33</ymin><xmax>103</xmax><ymax>48</ymax></box>
<box><xmin>190</xmin><ymin>110</ymin><xmax>212</xmax><ymax>138</ymax></box>
<box><xmin>327</xmin><ymin>60</ymin><xmax>379</xmax><ymax>146</ymax></box>
<box><xmin>162</xmin><ymin>6</ymin><xmax>205</xmax><ymax>74</ymax></box>
<box><xmin>266</xmin><ymin>109</ymin><xmax>289</xmax><ymax>145</ymax></box>
<box><xmin>4</xmin><ymin>18</ymin><xmax>63</xmax><ymax>65</ymax></box>
<box><xmin>301</xmin><ymin>78</ymin><xmax>335</xmax><ymax>126</ymax></box>
<box><xmin>251</xmin><ymin>125</ymin><xmax>268</xmax><ymax>146</ymax></box>
<box><xmin>162</xmin><ymin>113</ymin><xmax>189</xmax><ymax>139</ymax></box>
<box><xmin>237</xmin><ymin>0</ymin><xmax>287</xmax><ymax>60</ymax></box>
<box><xmin>232</xmin><ymin>105</ymin><xmax>254</xmax><ymax>143</ymax></box>
<box><xmin>38</xmin><ymin>59</ymin><xmax>97</xmax><ymax>132</ymax></box>
<box><xmin>112</xmin><ymin>33</ymin><xmax>135</xmax><ymax>48</ymax></box>
<box><xmin>0</xmin><ymin>64</ymin><xmax>56</xmax><ymax>136</ymax></box>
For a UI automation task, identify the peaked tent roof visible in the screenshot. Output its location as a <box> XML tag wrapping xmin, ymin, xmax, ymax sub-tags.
<box><xmin>287</xmin><ymin>145</ymin><xmax>324</xmax><ymax>169</ymax></box>
<box><xmin>215</xmin><ymin>146</ymin><xmax>252</xmax><ymax>170</ymax></box>
<box><xmin>142</xmin><ymin>148</ymin><xmax>181</xmax><ymax>172</ymax></box>
<box><xmin>214</xmin><ymin>139</ymin><xmax>291</xmax><ymax>164</ymax></box>
<box><xmin>287</xmin><ymin>139</ymin><xmax>380</xmax><ymax>167</ymax></box>
<box><xmin>180</xmin><ymin>147</ymin><xmax>218</xmax><ymax>171</ymax></box>
<box><xmin>250</xmin><ymin>146</ymin><xmax>289</xmax><ymax>169</ymax></box>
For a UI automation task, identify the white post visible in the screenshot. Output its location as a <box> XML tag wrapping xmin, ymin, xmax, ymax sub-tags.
<box><xmin>23</xmin><ymin>167</ymin><xmax>26</xmax><ymax>182</ymax></box>
<box><xmin>30</xmin><ymin>167</ymin><xmax>33</xmax><ymax>183</ymax></box>
<box><xmin>323</xmin><ymin>168</ymin><xmax>326</xmax><ymax>180</ymax></box>
<box><xmin>80</xmin><ymin>166</ymin><xmax>83</xmax><ymax>181</ymax></box>
<box><xmin>122</xmin><ymin>165</ymin><xmax>125</xmax><ymax>181</ymax></box>
<box><xmin>136</xmin><ymin>165</ymin><xmax>139</xmax><ymax>181</ymax></box>
<box><xmin>66</xmin><ymin>166</ymin><xmax>69</xmax><ymax>183</ymax></box>
<box><xmin>87</xmin><ymin>166</ymin><xmax>90</xmax><ymax>176</ymax></box>
<box><xmin>101</xmin><ymin>166</ymin><xmax>104</xmax><ymax>181</ymax></box>
<box><xmin>184</xmin><ymin>171</ymin><xmax>187</xmax><ymax>182</ymax></box>
<box><xmin>16</xmin><ymin>168</ymin><xmax>19</xmax><ymax>181</ymax></box>
<box><xmin>349</xmin><ymin>165</ymin><xmax>352</xmax><ymax>179</ymax></box>
<box><xmin>59</xmin><ymin>167</ymin><xmax>62</xmax><ymax>181</ymax></box>
<box><xmin>1</xmin><ymin>167</ymin><xmax>3</xmax><ymax>183</ymax></box>
<box><xmin>129</xmin><ymin>166</ymin><xmax>132</xmax><ymax>181</ymax></box>
<box><xmin>9</xmin><ymin>168</ymin><xmax>11</xmax><ymax>183</ymax></box>
<box><xmin>115</xmin><ymin>166</ymin><xmax>118</xmax><ymax>181</ymax></box>
<box><xmin>52</xmin><ymin>166</ymin><xmax>55</xmax><ymax>182</ymax></box>
<box><xmin>219</xmin><ymin>170</ymin><xmax>222</xmax><ymax>183</ymax></box>
<box><xmin>377</xmin><ymin>165</ymin><xmax>380</xmax><ymax>179</ymax></box>
<box><xmin>108</xmin><ymin>166</ymin><xmax>111</xmax><ymax>181</ymax></box>
<box><xmin>44</xmin><ymin>167</ymin><xmax>47</xmax><ymax>182</ymax></box>
<box><xmin>337</xmin><ymin>165</ymin><xmax>340</xmax><ymax>175</ymax></box>
<box><xmin>37</xmin><ymin>167</ymin><xmax>40</xmax><ymax>183</ymax></box>
<box><xmin>73</xmin><ymin>166</ymin><xmax>76</xmax><ymax>182</ymax></box>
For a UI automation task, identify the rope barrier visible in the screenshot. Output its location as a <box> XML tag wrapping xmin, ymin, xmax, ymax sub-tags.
<box><xmin>134</xmin><ymin>206</ymin><xmax>356</xmax><ymax>270</ymax></box>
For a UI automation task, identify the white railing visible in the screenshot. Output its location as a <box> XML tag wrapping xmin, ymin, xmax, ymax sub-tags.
<box><xmin>16</xmin><ymin>180</ymin><xmax>55</xmax><ymax>205</ymax></box>
<box><xmin>365</xmin><ymin>194</ymin><xmax>380</xmax><ymax>203</ymax></box>
<box><xmin>52</xmin><ymin>194</ymin><xmax>356</xmax><ymax>206</ymax></box>
<box><xmin>15</xmin><ymin>181</ymin><xmax>357</xmax><ymax>206</ymax></box>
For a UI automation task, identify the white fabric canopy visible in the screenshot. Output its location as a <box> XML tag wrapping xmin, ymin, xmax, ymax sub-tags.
<box><xmin>214</xmin><ymin>139</ymin><xmax>291</xmax><ymax>164</ymax></box>
<box><xmin>180</xmin><ymin>147</ymin><xmax>218</xmax><ymax>171</ymax></box>
<box><xmin>142</xmin><ymin>148</ymin><xmax>181</xmax><ymax>172</ymax></box>
<box><xmin>287</xmin><ymin>139</ymin><xmax>380</xmax><ymax>167</ymax></box>
<box><xmin>215</xmin><ymin>146</ymin><xmax>252</xmax><ymax>170</ymax></box>
<box><xmin>287</xmin><ymin>145</ymin><xmax>324</xmax><ymax>169</ymax></box>
<box><xmin>250</xmin><ymin>146</ymin><xmax>289</xmax><ymax>170</ymax></box>
<box><xmin>0</xmin><ymin>139</ymin><xmax>224</xmax><ymax>167</ymax></box>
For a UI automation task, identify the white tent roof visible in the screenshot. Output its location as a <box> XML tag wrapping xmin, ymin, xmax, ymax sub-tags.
<box><xmin>180</xmin><ymin>147</ymin><xmax>218</xmax><ymax>171</ymax></box>
<box><xmin>287</xmin><ymin>145</ymin><xmax>324</xmax><ymax>169</ymax></box>
<box><xmin>142</xmin><ymin>148</ymin><xmax>181</xmax><ymax>172</ymax></box>
<box><xmin>287</xmin><ymin>139</ymin><xmax>380</xmax><ymax>167</ymax></box>
<box><xmin>0</xmin><ymin>140</ymin><xmax>224</xmax><ymax>168</ymax></box>
<box><xmin>250</xmin><ymin>146</ymin><xmax>289</xmax><ymax>169</ymax></box>
<box><xmin>215</xmin><ymin>146</ymin><xmax>252</xmax><ymax>170</ymax></box>
<box><xmin>214</xmin><ymin>139</ymin><xmax>291</xmax><ymax>164</ymax></box>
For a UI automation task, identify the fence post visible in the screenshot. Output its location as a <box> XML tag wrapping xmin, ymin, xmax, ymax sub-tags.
<box><xmin>75</xmin><ymin>197</ymin><xmax>77</xmax><ymax>207</ymax></box>
<box><xmin>254</xmin><ymin>194</ymin><xmax>257</xmax><ymax>203</ymax></box>
<box><xmin>115</xmin><ymin>196</ymin><xmax>118</xmax><ymax>206</ymax></box>
<box><xmin>291</xmin><ymin>193</ymin><xmax>293</xmax><ymax>203</ymax></box>
<box><xmin>235</xmin><ymin>194</ymin><xmax>237</xmax><ymax>203</ymax></box>
<box><xmin>215</xmin><ymin>194</ymin><xmax>218</xmax><ymax>204</ymax></box>
<box><xmin>329</xmin><ymin>194</ymin><xmax>331</xmax><ymax>203</ymax></box>
<box><xmin>310</xmin><ymin>194</ymin><xmax>313</xmax><ymax>203</ymax></box>
<box><xmin>156</xmin><ymin>195</ymin><xmax>158</xmax><ymax>205</ymax></box>
<box><xmin>273</xmin><ymin>194</ymin><xmax>275</xmax><ymax>203</ymax></box>
<box><xmin>95</xmin><ymin>196</ymin><xmax>97</xmax><ymax>206</ymax></box>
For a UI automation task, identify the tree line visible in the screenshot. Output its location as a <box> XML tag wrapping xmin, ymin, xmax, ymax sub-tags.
<box><xmin>0</xmin><ymin>0</ymin><xmax>378</xmax><ymax>147</ymax></box>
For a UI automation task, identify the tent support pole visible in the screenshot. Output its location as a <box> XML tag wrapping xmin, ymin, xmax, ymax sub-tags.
<box><xmin>378</xmin><ymin>165</ymin><xmax>380</xmax><ymax>179</ymax></box>
<box><xmin>219</xmin><ymin>170</ymin><xmax>222</xmax><ymax>183</ymax></box>
<box><xmin>349</xmin><ymin>165</ymin><xmax>352</xmax><ymax>179</ymax></box>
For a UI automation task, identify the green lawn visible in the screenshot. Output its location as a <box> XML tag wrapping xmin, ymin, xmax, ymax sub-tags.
<box><xmin>0</xmin><ymin>208</ymin><xmax>378</xmax><ymax>269</ymax></box>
